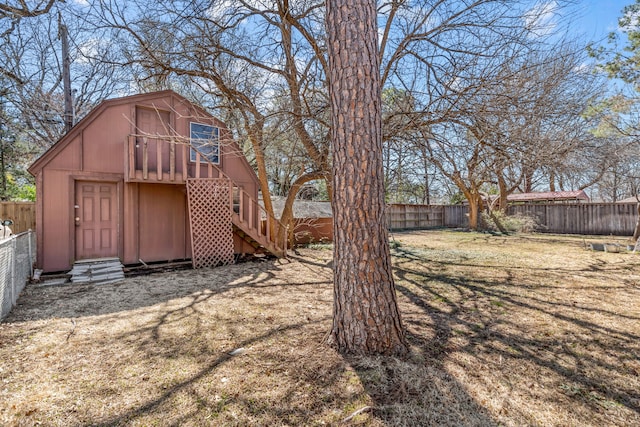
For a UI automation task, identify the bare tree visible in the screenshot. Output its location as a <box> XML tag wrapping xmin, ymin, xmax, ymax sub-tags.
<box><xmin>0</xmin><ymin>2</ymin><xmax>131</xmax><ymax>151</ymax></box>
<box><xmin>85</xmin><ymin>0</ymin><xmax>605</xmax><ymax>234</ymax></box>
<box><xmin>0</xmin><ymin>0</ymin><xmax>59</xmax><ymax>38</ymax></box>
<box><xmin>390</xmin><ymin>14</ymin><xmax>605</xmax><ymax>228</ymax></box>
<box><xmin>477</xmin><ymin>45</ymin><xmax>606</xmax><ymax>207</ymax></box>
<box><xmin>87</xmin><ymin>0</ymin><xmax>331</xmax><ymax>244</ymax></box>
<box><xmin>0</xmin><ymin>0</ymin><xmax>57</xmax><ymax>18</ymax></box>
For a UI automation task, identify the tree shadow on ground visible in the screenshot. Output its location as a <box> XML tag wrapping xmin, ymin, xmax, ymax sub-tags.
<box><xmin>1</xmin><ymin>254</ymin><xmax>349</xmax><ymax>425</ymax></box>
<box><xmin>4</xmin><ymin>258</ymin><xmax>291</xmax><ymax>323</ymax></box>
<box><xmin>348</xmin><ymin>352</ymin><xmax>498</xmax><ymax>426</ymax></box>
<box><xmin>390</xmin><ymin>246</ymin><xmax>640</xmax><ymax>426</ymax></box>
<box><xmin>290</xmin><ymin>254</ymin><xmax>500</xmax><ymax>426</ymax></box>
<box><xmin>3</xmin><ymin>244</ymin><xmax>639</xmax><ymax>426</ymax></box>
<box><xmin>74</xmin><ymin>252</ymin><xmax>358</xmax><ymax>426</ymax></box>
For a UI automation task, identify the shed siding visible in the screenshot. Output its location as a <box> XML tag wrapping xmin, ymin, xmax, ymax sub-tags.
<box><xmin>47</xmin><ymin>135</ymin><xmax>81</xmax><ymax>171</ymax></box>
<box><xmin>41</xmin><ymin>169</ymin><xmax>73</xmax><ymax>272</ymax></box>
<box><xmin>82</xmin><ymin>106</ymin><xmax>129</xmax><ymax>174</ymax></box>
<box><xmin>122</xmin><ymin>183</ymin><xmax>139</xmax><ymax>265</ymax></box>
<box><xmin>138</xmin><ymin>184</ymin><xmax>189</xmax><ymax>263</ymax></box>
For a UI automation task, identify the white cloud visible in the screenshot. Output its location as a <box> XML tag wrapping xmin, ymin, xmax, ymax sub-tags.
<box><xmin>205</xmin><ymin>0</ymin><xmax>236</xmax><ymax>21</ymax></box>
<box><xmin>573</xmin><ymin>62</ymin><xmax>593</xmax><ymax>75</ymax></box>
<box><xmin>205</xmin><ymin>0</ymin><xmax>271</xmax><ymax>22</ymax></box>
<box><xmin>75</xmin><ymin>37</ymin><xmax>109</xmax><ymax>63</ymax></box>
<box><xmin>523</xmin><ymin>1</ymin><xmax>558</xmax><ymax>37</ymax></box>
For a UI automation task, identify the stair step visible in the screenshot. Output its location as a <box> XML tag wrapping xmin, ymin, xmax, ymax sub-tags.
<box><xmin>68</xmin><ymin>258</ymin><xmax>125</xmax><ymax>285</ymax></box>
<box><xmin>233</xmin><ymin>227</ymin><xmax>263</xmax><ymax>250</ymax></box>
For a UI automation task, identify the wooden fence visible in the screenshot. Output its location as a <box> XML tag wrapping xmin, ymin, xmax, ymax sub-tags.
<box><xmin>9</xmin><ymin>200</ymin><xmax>634</xmax><ymax>240</ymax></box>
<box><xmin>507</xmin><ymin>202</ymin><xmax>638</xmax><ymax>236</ymax></box>
<box><xmin>387</xmin><ymin>202</ymin><xmax>638</xmax><ymax>236</ymax></box>
<box><xmin>387</xmin><ymin>204</ymin><xmax>444</xmax><ymax>230</ymax></box>
<box><xmin>0</xmin><ymin>202</ymin><xmax>35</xmax><ymax>234</ymax></box>
<box><xmin>387</xmin><ymin>204</ymin><xmax>468</xmax><ymax>230</ymax></box>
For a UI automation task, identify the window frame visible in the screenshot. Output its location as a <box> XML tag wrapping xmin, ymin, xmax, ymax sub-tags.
<box><xmin>189</xmin><ymin>122</ymin><xmax>220</xmax><ymax>164</ymax></box>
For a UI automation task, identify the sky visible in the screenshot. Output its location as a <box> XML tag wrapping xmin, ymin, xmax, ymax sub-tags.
<box><xmin>571</xmin><ymin>0</ymin><xmax>631</xmax><ymax>42</ymax></box>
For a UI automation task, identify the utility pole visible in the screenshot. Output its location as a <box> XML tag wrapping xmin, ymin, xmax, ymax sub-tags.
<box><xmin>58</xmin><ymin>13</ymin><xmax>73</xmax><ymax>133</ymax></box>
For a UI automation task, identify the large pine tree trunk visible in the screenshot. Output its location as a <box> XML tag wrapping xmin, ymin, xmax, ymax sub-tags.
<box><xmin>326</xmin><ymin>0</ymin><xmax>407</xmax><ymax>355</ymax></box>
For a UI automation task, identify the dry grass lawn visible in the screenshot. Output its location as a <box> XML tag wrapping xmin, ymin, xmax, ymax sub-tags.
<box><xmin>0</xmin><ymin>230</ymin><xmax>639</xmax><ymax>426</ymax></box>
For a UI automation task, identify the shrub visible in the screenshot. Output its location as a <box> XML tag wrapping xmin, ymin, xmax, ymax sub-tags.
<box><xmin>482</xmin><ymin>211</ymin><xmax>540</xmax><ymax>233</ymax></box>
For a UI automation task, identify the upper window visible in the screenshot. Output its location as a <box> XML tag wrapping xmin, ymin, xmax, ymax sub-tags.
<box><xmin>190</xmin><ymin>122</ymin><xmax>220</xmax><ymax>164</ymax></box>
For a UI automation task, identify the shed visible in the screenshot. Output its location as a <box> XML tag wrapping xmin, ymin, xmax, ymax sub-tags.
<box><xmin>28</xmin><ymin>90</ymin><xmax>285</xmax><ymax>273</ymax></box>
<box><xmin>616</xmin><ymin>195</ymin><xmax>640</xmax><ymax>203</ymax></box>
<box><xmin>506</xmin><ymin>190</ymin><xmax>590</xmax><ymax>204</ymax></box>
<box><xmin>269</xmin><ymin>197</ymin><xmax>333</xmax><ymax>245</ymax></box>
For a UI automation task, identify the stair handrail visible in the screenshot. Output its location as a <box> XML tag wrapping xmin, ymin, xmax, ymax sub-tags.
<box><xmin>232</xmin><ymin>185</ymin><xmax>288</xmax><ymax>257</ymax></box>
<box><xmin>188</xmin><ymin>143</ymin><xmax>288</xmax><ymax>257</ymax></box>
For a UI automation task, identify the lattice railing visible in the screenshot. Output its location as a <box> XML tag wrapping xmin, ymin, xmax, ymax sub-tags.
<box><xmin>186</xmin><ymin>179</ymin><xmax>235</xmax><ymax>268</ymax></box>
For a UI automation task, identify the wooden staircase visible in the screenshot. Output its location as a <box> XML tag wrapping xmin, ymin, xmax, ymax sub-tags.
<box><xmin>125</xmin><ymin>134</ymin><xmax>287</xmax><ymax>265</ymax></box>
<box><xmin>187</xmin><ymin>156</ymin><xmax>288</xmax><ymax>266</ymax></box>
<box><xmin>186</xmin><ymin>178</ymin><xmax>287</xmax><ymax>266</ymax></box>
<box><xmin>232</xmin><ymin>223</ymin><xmax>285</xmax><ymax>258</ymax></box>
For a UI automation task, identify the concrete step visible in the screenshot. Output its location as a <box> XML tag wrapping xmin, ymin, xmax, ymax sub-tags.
<box><xmin>68</xmin><ymin>258</ymin><xmax>125</xmax><ymax>285</ymax></box>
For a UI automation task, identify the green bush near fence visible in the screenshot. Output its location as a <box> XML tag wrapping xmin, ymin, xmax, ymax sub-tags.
<box><xmin>482</xmin><ymin>211</ymin><xmax>541</xmax><ymax>233</ymax></box>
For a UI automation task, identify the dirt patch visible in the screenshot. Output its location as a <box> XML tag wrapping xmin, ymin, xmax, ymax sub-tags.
<box><xmin>0</xmin><ymin>230</ymin><xmax>638</xmax><ymax>426</ymax></box>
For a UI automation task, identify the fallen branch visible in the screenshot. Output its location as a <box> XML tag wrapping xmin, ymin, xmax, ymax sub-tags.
<box><xmin>66</xmin><ymin>319</ymin><xmax>76</xmax><ymax>342</ymax></box>
<box><xmin>341</xmin><ymin>405</ymin><xmax>374</xmax><ymax>423</ymax></box>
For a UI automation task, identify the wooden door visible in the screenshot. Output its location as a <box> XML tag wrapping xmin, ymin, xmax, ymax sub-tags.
<box><xmin>75</xmin><ymin>181</ymin><xmax>118</xmax><ymax>260</ymax></box>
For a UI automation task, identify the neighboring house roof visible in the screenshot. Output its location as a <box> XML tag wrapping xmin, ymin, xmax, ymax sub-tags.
<box><xmin>267</xmin><ymin>196</ymin><xmax>332</xmax><ymax>218</ymax></box>
<box><xmin>617</xmin><ymin>195</ymin><xmax>640</xmax><ymax>203</ymax></box>
<box><xmin>507</xmin><ymin>190</ymin><xmax>590</xmax><ymax>203</ymax></box>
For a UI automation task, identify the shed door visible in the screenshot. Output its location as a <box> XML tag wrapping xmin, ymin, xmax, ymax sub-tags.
<box><xmin>75</xmin><ymin>181</ymin><xmax>118</xmax><ymax>260</ymax></box>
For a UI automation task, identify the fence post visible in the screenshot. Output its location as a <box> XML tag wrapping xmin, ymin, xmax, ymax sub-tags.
<box><xmin>10</xmin><ymin>236</ymin><xmax>16</xmax><ymax>306</ymax></box>
<box><xmin>27</xmin><ymin>229</ymin><xmax>33</xmax><ymax>277</ymax></box>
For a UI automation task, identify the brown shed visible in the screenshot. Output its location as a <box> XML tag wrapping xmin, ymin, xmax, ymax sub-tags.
<box><xmin>28</xmin><ymin>90</ymin><xmax>284</xmax><ymax>273</ymax></box>
<box><xmin>506</xmin><ymin>190</ymin><xmax>590</xmax><ymax>204</ymax></box>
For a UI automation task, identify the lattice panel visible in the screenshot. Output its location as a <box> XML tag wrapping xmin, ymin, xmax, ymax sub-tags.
<box><xmin>187</xmin><ymin>178</ymin><xmax>235</xmax><ymax>268</ymax></box>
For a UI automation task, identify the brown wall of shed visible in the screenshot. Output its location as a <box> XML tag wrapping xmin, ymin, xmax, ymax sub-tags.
<box><xmin>39</xmin><ymin>169</ymin><xmax>73</xmax><ymax>272</ymax></box>
<box><xmin>293</xmin><ymin>218</ymin><xmax>333</xmax><ymax>245</ymax></box>
<box><xmin>138</xmin><ymin>183</ymin><xmax>190</xmax><ymax>263</ymax></box>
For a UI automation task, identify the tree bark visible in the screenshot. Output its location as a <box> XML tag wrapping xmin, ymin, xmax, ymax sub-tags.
<box><xmin>467</xmin><ymin>193</ymin><xmax>481</xmax><ymax>230</ymax></box>
<box><xmin>326</xmin><ymin>0</ymin><xmax>407</xmax><ymax>355</ymax></box>
<box><xmin>497</xmin><ymin>173</ymin><xmax>508</xmax><ymax>213</ymax></box>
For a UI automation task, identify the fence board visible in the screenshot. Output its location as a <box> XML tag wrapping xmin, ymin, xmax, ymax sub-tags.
<box><xmin>0</xmin><ymin>202</ymin><xmax>36</xmax><ymax>234</ymax></box>
<box><xmin>507</xmin><ymin>203</ymin><xmax>638</xmax><ymax>236</ymax></box>
<box><xmin>444</xmin><ymin>205</ymin><xmax>469</xmax><ymax>228</ymax></box>
<box><xmin>388</xmin><ymin>204</ymin><xmax>447</xmax><ymax>230</ymax></box>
